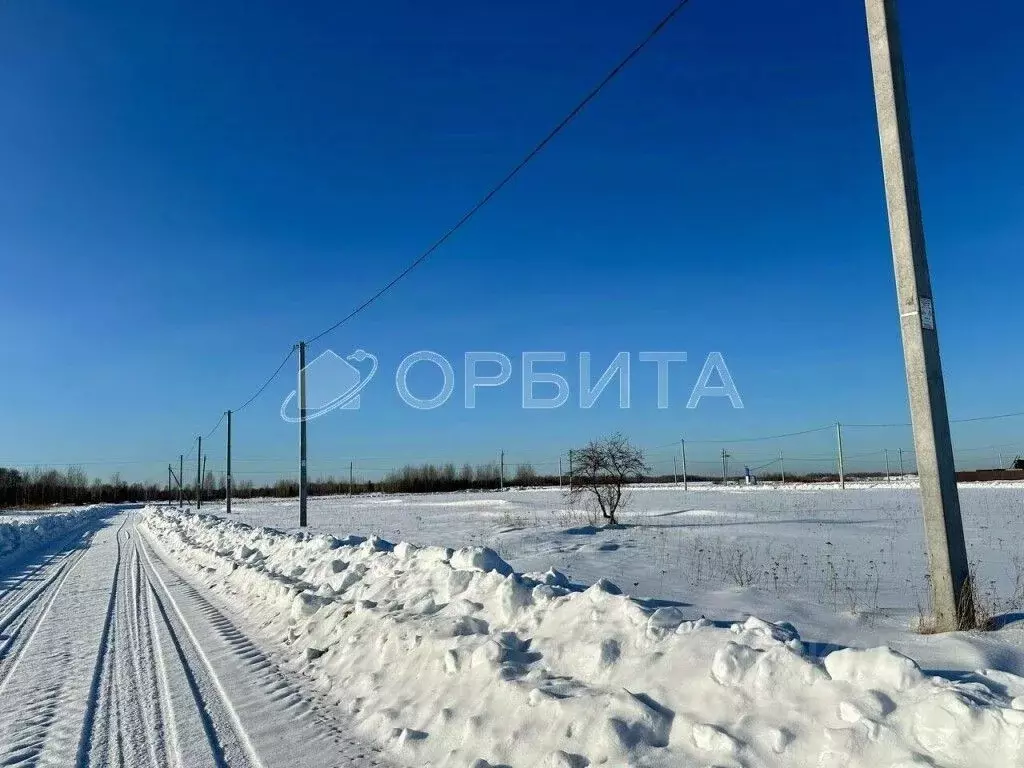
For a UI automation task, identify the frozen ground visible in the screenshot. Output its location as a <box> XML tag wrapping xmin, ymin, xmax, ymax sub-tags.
<box><xmin>0</xmin><ymin>507</ymin><xmax>398</xmax><ymax>767</ymax></box>
<box><xmin>3</xmin><ymin>487</ymin><xmax>1022</xmax><ymax>767</ymax></box>
<box><xmin>143</xmin><ymin>490</ymin><xmax>1024</xmax><ymax>768</ymax></box>
<box><xmin>192</xmin><ymin>483</ymin><xmax>1024</xmax><ymax>677</ymax></box>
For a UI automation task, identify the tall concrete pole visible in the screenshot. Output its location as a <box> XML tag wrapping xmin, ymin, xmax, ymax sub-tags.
<box><xmin>680</xmin><ymin>439</ymin><xmax>688</xmax><ymax>491</ymax></box>
<box><xmin>179</xmin><ymin>454</ymin><xmax>183</xmax><ymax>508</ymax></box>
<box><xmin>196</xmin><ymin>436</ymin><xmax>202</xmax><ymax>509</ymax></box>
<box><xmin>836</xmin><ymin>423</ymin><xmax>845</xmax><ymax>489</ymax></box>
<box><xmin>558</xmin><ymin>457</ymin><xmax>562</xmax><ymax>489</ymax></box>
<box><xmin>298</xmin><ymin>342</ymin><xmax>308</xmax><ymax>527</ymax></box>
<box><xmin>225</xmin><ymin>410</ymin><xmax>232</xmax><ymax>515</ymax></box>
<box><xmin>779</xmin><ymin>450</ymin><xmax>785</xmax><ymax>485</ymax></box>
<box><xmin>167</xmin><ymin>465</ymin><xmax>172</xmax><ymax>507</ymax></box>
<box><xmin>499</xmin><ymin>450</ymin><xmax>505</xmax><ymax>491</ymax></box>
<box><xmin>885</xmin><ymin>448</ymin><xmax>891</xmax><ymax>484</ymax></box>
<box><xmin>899</xmin><ymin>447</ymin><xmax>905</xmax><ymax>478</ymax></box>
<box><xmin>672</xmin><ymin>456</ymin><xmax>678</xmax><ymax>485</ymax></box>
<box><xmin>349</xmin><ymin>460</ymin><xmax>354</xmax><ymax>497</ymax></box>
<box><xmin>865</xmin><ymin>0</ymin><xmax>972</xmax><ymax>629</ymax></box>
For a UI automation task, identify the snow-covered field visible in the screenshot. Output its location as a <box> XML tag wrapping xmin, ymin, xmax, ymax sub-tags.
<box><xmin>137</xmin><ymin>483</ymin><xmax>1024</xmax><ymax>767</ymax></box>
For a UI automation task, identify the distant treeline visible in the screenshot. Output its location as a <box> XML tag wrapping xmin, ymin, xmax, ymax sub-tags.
<box><xmin>1</xmin><ymin>462</ymin><xmax>898</xmax><ymax>509</ymax></box>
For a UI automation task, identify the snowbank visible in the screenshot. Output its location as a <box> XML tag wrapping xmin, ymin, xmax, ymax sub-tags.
<box><xmin>0</xmin><ymin>505</ymin><xmax>110</xmax><ymax>564</ymax></box>
<box><xmin>141</xmin><ymin>507</ymin><xmax>1024</xmax><ymax>768</ymax></box>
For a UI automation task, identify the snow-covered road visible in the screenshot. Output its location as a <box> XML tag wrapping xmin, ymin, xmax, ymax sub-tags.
<box><xmin>0</xmin><ymin>510</ymin><xmax>396</xmax><ymax>768</ymax></box>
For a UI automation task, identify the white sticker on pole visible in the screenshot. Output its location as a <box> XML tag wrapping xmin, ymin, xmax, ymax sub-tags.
<box><xmin>920</xmin><ymin>297</ymin><xmax>935</xmax><ymax>330</ymax></box>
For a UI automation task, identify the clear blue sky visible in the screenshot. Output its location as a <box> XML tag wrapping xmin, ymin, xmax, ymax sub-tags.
<box><xmin>2</xmin><ymin>0</ymin><xmax>1022</xmax><ymax>483</ymax></box>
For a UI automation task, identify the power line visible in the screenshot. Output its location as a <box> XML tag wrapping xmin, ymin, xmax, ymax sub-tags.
<box><xmin>306</xmin><ymin>0</ymin><xmax>694</xmax><ymax>346</ymax></box>
<box><xmin>682</xmin><ymin>425</ymin><xmax>834</xmax><ymax>445</ymax></box>
<box><xmin>233</xmin><ymin>347</ymin><xmax>296</xmax><ymax>414</ymax></box>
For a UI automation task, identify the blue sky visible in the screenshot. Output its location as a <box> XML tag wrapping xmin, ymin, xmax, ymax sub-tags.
<box><xmin>1</xmin><ymin>0</ymin><xmax>1022</xmax><ymax>483</ymax></box>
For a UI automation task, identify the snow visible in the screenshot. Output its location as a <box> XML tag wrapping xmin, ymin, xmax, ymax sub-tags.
<box><xmin>142</xmin><ymin>486</ymin><xmax>1024</xmax><ymax>768</ymax></box>
<box><xmin>0</xmin><ymin>504</ymin><xmax>112</xmax><ymax>564</ymax></box>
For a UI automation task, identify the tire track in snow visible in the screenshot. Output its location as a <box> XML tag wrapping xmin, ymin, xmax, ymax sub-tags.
<box><xmin>73</xmin><ymin>515</ymin><xmax>129</xmax><ymax>767</ymax></box>
<box><xmin>137</xmin><ymin>523</ymin><xmax>398</xmax><ymax>768</ymax></box>
<box><xmin>0</xmin><ymin>511</ymin><xmax>400</xmax><ymax>768</ymax></box>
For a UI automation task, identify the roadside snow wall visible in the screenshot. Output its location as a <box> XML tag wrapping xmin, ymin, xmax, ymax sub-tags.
<box><xmin>0</xmin><ymin>505</ymin><xmax>111</xmax><ymax>564</ymax></box>
<box><xmin>141</xmin><ymin>507</ymin><xmax>1024</xmax><ymax>768</ymax></box>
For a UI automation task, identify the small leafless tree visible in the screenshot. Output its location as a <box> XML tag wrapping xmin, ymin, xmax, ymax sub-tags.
<box><xmin>567</xmin><ymin>433</ymin><xmax>648</xmax><ymax>525</ymax></box>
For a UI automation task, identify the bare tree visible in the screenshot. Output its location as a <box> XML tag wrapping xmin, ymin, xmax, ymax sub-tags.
<box><xmin>567</xmin><ymin>433</ymin><xmax>648</xmax><ymax>525</ymax></box>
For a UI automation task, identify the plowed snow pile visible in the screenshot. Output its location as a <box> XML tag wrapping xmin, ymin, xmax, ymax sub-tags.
<box><xmin>141</xmin><ymin>507</ymin><xmax>1024</xmax><ymax>768</ymax></box>
<box><xmin>0</xmin><ymin>505</ymin><xmax>108</xmax><ymax>563</ymax></box>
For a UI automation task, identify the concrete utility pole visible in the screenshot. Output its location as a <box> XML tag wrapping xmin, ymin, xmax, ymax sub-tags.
<box><xmin>225</xmin><ymin>410</ymin><xmax>232</xmax><ymax>515</ymax></box>
<box><xmin>836</xmin><ymin>423</ymin><xmax>845</xmax><ymax>489</ymax></box>
<box><xmin>298</xmin><ymin>342</ymin><xmax>308</xmax><ymax>527</ymax></box>
<box><xmin>672</xmin><ymin>456</ymin><xmax>678</xmax><ymax>485</ymax></box>
<box><xmin>885</xmin><ymin>448</ymin><xmax>891</xmax><ymax>484</ymax></box>
<box><xmin>349</xmin><ymin>461</ymin><xmax>354</xmax><ymax>497</ymax></box>
<box><xmin>196</xmin><ymin>437</ymin><xmax>202</xmax><ymax>509</ymax></box>
<box><xmin>499</xmin><ymin>450</ymin><xmax>505</xmax><ymax>491</ymax></box>
<box><xmin>558</xmin><ymin>457</ymin><xmax>562</xmax><ymax>489</ymax></box>
<box><xmin>202</xmin><ymin>454</ymin><xmax>207</xmax><ymax>504</ymax></box>
<box><xmin>167</xmin><ymin>465</ymin><xmax>172</xmax><ymax>507</ymax></box>
<box><xmin>721</xmin><ymin>449</ymin><xmax>730</xmax><ymax>484</ymax></box>
<box><xmin>899</xmin><ymin>447</ymin><xmax>905</xmax><ymax>478</ymax></box>
<box><xmin>568</xmin><ymin>450</ymin><xmax>573</xmax><ymax>494</ymax></box>
<box><xmin>865</xmin><ymin>0</ymin><xmax>972</xmax><ymax>629</ymax></box>
<box><xmin>680</xmin><ymin>439</ymin><xmax>688</xmax><ymax>491</ymax></box>
<box><xmin>779</xmin><ymin>450</ymin><xmax>786</xmax><ymax>485</ymax></box>
<box><xmin>179</xmin><ymin>454</ymin><xmax>183</xmax><ymax>508</ymax></box>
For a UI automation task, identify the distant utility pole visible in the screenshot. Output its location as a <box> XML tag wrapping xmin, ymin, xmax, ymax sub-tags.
<box><xmin>499</xmin><ymin>450</ymin><xmax>505</xmax><ymax>491</ymax></box>
<box><xmin>836</xmin><ymin>423</ymin><xmax>845</xmax><ymax>489</ymax></box>
<box><xmin>225</xmin><ymin>410</ymin><xmax>232</xmax><ymax>515</ymax></box>
<box><xmin>349</xmin><ymin>461</ymin><xmax>354</xmax><ymax>497</ymax></box>
<box><xmin>179</xmin><ymin>454</ymin><xmax>184</xmax><ymax>508</ymax></box>
<box><xmin>865</xmin><ymin>0</ymin><xmax>972</xmax><ymax>629</ymax></box>
<box><xmin>721</xmin><ymin>449</ymin><xmax>730</xmax><ymax>484</ymax></box>
<box><xmin>298</xmin><ymin>341</ymin><xmax>308</xmax><ymax>528</ymax></box>
<box><xmin>680</xmin><ymin>439</ymin><xmax>688</xmax><ymax>491</ymax></box>
<box><xmin>779</xmin><ymin>450</ymin><xmax>786</xmax><ymax>485</ymax></box>
<box><xmin>202</xmin><ymin>454</ymin><xmax>207</xmax><ymax>504</ymax></box>
<box><xmin>885</xmin><ymin>448</ymin><xmax>891</xmax><ymax>484</ymax></box>
<box><xmin>672</xmin><ymin>456</ymin><xmax>678</xmax><ymax>485</ymax></box>
<box><xmin>167</xmin><ymin>465</ymin><xmax>172</xmax><ymax>507</ymax></box>
<box><xmin>568</xmin><ymin>450</ymin><xmax>573</xmax><ymax>494</ymax></box>
<box><xmin>196</xmin><ymin>436</ymin><xmax>202</xmax><ymax>509</ymax></box>
<box><xmin>899</xmin><ymin>447</ymin><xmax>905</xmax><ymax>479</ymax></box>
<box><xmin>558</xmin><ymin>457</ymin><xmax>563</xmax><ymax>489</ymax></box>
